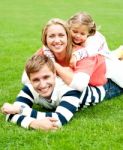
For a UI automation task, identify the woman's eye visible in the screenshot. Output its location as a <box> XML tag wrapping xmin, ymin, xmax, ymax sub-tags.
<box><xmin>49</xmin><ymin>35</ymin><xmax>55</xmax><ymax>38</ymax></box>
<box><xmin>59</xmin><ymin>34</ymin><xmax>64</xmax><ymax>37</ymax></box>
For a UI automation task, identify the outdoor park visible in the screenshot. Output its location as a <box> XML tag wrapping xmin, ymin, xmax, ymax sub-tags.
<box><xmin>0</xmin><ymin>0</ymin><xmax>123</xmax><ymax>149</ymax></box>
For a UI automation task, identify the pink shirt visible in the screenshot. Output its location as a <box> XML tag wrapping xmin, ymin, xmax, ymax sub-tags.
<box><xmin>73</xmin><ymin>54</ymin><xmax>107</xmax><ymax>86</ymax></box>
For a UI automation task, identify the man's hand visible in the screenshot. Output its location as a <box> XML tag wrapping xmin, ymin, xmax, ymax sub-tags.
<box><xmin>29</xmin><ymin>117</ymin><xmax>58</xmax><ymax>131</ymax></box>
<box><xmin>1</xmin><ymin>103</ymin><xmax>20</xmax><ymax>114</ymax></box>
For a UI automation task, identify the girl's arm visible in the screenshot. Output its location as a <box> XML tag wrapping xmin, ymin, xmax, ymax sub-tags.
<box><xmin>71</xmin><ymin>31</ymin><xmax>110</xmax><ymax>63</ymax></box>
<box><xmin>85</xmin><ymin>31</ymin><xmax>109</xmax><ymax>55</ymax></box>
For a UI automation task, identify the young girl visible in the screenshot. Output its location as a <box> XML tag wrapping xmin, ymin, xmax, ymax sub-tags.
<box><xmin>68</xmin><ymin>12</ymin><xmax>123</xmax><ymax>68</ymax></box>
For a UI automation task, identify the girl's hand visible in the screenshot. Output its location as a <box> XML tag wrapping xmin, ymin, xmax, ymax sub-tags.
<box><xmin>69</xmin><ymin>54</ymin><xmax>77</xmax><ymax>69</ymax></box>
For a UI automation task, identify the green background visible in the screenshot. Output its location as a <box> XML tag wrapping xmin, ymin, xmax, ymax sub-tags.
<box><xmin>0</xmin><ymin>0</ymin><xmax>123</xmax><ymax>149</ymax></box>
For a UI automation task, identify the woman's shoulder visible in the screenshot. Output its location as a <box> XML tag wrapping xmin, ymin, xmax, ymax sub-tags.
<box><xmin>35</xmin><ymin>47</ymin><xmax>44</xmax><ymax>55</ymax></box>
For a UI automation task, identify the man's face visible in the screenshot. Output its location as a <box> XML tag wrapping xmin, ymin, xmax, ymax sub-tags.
<box><xmin>30</xmin><ymin>65</ymin><xmax>56</xmax><ymax>99</ymax></box>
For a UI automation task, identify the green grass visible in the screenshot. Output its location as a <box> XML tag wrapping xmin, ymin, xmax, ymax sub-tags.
<box><xmin>0</xmin><ymin>0</ymin><xmax>123</xmax><ymax>149</ymax></box>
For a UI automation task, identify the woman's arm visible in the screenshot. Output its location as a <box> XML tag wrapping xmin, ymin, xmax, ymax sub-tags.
<box><xmin>54</xmin><ymin>62</ymin><xmax>74</xmax><ymax>84</ymax></box>
<box><xmin>54</xmin><ymin>62</ymin><xmax>90</xmax><ymax>91</ymax></box>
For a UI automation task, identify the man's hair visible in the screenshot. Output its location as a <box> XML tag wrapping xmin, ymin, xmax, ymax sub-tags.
<box><xmin>25</xmin><ymin>54</ymin><xmax>56</xmax><ymax>79</ymax></box>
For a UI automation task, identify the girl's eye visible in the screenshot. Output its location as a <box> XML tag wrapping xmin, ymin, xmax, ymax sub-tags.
<box><xmin>72</xmin><ymin>30</ymin><xmax>78</xmax><ymax>33</ymax></box>
<box><xmin>81</xmin><ymin>33</ymin><xmax>85</xmax><ymax>35</ymax></box>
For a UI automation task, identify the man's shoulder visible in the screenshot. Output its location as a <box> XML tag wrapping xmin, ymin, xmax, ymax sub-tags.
<box><xmin>53</xmin><ymin>77</ymin><xmax>75</xmax><ymax>96</ymax></box>
<box><xmin>55</xmin><ymin>77</ymin><xmax>73</xmax><ymax>90</ymax></box>
<box><xmin>24</xmin><ymin>83</ymin><xmax>39</xmax><ymax>98</ymax></box>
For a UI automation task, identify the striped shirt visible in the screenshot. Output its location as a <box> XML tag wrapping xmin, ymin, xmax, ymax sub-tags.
<box><xmin>6</xmin><ymin>77</ymin><xmax>105</xmax><ymax>129</ymax></box>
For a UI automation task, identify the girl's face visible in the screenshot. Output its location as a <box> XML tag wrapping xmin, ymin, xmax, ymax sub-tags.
<box><xmin>46</xmin><ymin>24</ymin><xmax>68</xmax><ymax>56</ymax></box>
<box><xmin>70</xmin><ymin>24</ymin><xmax>89</xmax><ymax>45</ymax></box>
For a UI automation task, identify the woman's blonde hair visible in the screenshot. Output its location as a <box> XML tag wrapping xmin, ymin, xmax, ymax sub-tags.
<box><xmin>68</xmin><ymin>12</ymin><xmax>96</xmax><ymax>36</ymax></box>
<box><xmin>41</xmin><ymin>18</ymin><xmax>72</xmax><ymax>64</ymax></box>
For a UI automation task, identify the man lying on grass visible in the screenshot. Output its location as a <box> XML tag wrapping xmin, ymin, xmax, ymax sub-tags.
<box><xmin>1</xmin><ymin>55</ymin><xmax>123</xmax><ymax>131</ymax></box>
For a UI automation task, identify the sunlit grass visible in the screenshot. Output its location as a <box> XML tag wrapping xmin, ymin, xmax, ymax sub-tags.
<box><xmin>0</xmin><ymin>0</ymin><xmax>123</xmax><ymax>149</ymax></box>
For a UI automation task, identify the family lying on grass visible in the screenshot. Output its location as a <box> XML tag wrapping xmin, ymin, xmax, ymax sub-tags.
<box><xmin>1</xmin><ymin>12</ymin><xmax>123</xmax><ymax>131</ymax></box>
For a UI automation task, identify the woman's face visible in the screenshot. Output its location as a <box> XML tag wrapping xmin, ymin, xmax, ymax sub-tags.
<box><xmin>46</xmin><ymin>24</ymin><xmax>68</xmax><ymax>56</ymax></box>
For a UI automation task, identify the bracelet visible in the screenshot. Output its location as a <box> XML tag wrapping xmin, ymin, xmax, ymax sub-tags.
<box><xmin>19</xmin><ymin>105</ymin><xmax>25</xmax><ymax>114</ymax></box>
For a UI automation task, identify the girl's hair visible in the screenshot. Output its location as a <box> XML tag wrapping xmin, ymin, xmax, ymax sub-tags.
<box><xmin>25</xmin><ymin>54</ymin><xmax>56</xmax><ymax>79</ymax></box>
<box><xmin>41</xmin><ymin>18</ymin><xmax>72</xmax><ymax>64</ymax></box>
<box><xmin>68</xmin><ymin>12</ymin><xmax>96</xmax><ymax>36</ymax></box>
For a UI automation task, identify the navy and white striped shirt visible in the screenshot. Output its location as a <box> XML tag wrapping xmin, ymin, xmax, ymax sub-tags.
<box><xmin>6</xmin><ymin>77</ymin><xmax>105</xmax><ymax>129</ymax></box>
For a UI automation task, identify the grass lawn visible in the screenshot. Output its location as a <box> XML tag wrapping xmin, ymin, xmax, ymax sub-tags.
<box><xmin>0</xmin><ymin>0</ymin><xmax>123</xmax><ymax>149</ymax></box>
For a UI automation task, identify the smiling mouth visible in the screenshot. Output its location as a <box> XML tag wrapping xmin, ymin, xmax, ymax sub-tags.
<box><xmin>38</xmin><ymin>86</ymin><xmax>50</xmax><ymax>93</ymax></box>
<box><xmin>74</xmin><ymin>38</ymin><xmax>81</xmax><ymax>41</ymax></box>
<box><xmin>73</xmin><ymin>39</ymin><xmax>81</xmax><ymax>45</ymax></box>
<box><xmin>53</xmin><ymin>43</ymin><xmax>62</xmax><ymax>48</ymax></box>
<box><xmin>54</xmin><ymin>46</ymin><xmax>62</xmax><ymax>49</ymax></box>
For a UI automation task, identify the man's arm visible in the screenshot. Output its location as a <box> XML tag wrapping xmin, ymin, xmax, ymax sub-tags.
<box><xmin>6</xmin><ymin>89</ymin><xmax>82</xmax><ymax>128</ymax></box>
<box><xmin>2</xmin><ymin>83</ymin><xmax>81</xmax><ymax>128</ymax></box>
<box><xmin>8</xmin><ymin>84</ymin><xmax>106</xmax><ymax>128</ymax></box>
<box><xmin>6</xmin><ymin>113</ymin><xmax>58</xmax><ymax>130</ymax></box>
<box><xmin>3</xmin><ymin>83</ymin><xmax>106</xmax><ymax>129</ymax></box>
<box><xmin>1</xmin><ymin>84</ymin><xmax>58</xmax><ymax>130</ymax></box>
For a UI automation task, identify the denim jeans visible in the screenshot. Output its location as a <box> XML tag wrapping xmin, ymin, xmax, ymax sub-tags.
<box><xmin>104</xmin><ymin>79</ymin><xmax>123</xmax><ymax>99</ymax></box>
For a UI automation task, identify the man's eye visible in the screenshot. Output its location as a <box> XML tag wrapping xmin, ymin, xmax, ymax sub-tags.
<box><xmin>33</xmin><ymin>79</ymin><xmax>39</xmax><ymax>82</ymax></box>
<box><xmin>44</xmin><ymin>76</ymin><xmax>50</xmax><ymax>80</ymax></box>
